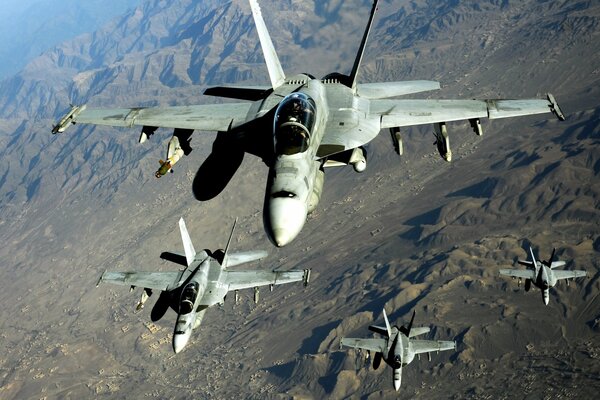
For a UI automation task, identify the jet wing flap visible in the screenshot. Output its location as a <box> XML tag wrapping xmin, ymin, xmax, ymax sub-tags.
<box><xmin>99</xmin><ymin>271</ymin><xmax>181</xmax><ymax>291</ymax></box>
<box><xmin>374</xmin><ymin>97</ymin><xmax>557</xmax><ymax>129</ymax></box>
<box><xmin>225</xmin><ymin>270</ymin><xmax>304</xmax><ymax>291</ymax></box>
<box><xmin>553</xmin><ymin>270</ymin><xmax>587</xmax><ymax>280</ymax></box>
<box><xmin>499</xmin><ymin>269</ymin><xmax>536</xmax><ymax>280</ymax></box>
<box><xmin>411</xmin><ymin>339</ymin><xmax>456</xmax><ymax>355</ymax></box>
<box><xmin>54</xmin><ymin>103</ymin><xmax>254</xmax><ymax>133</ymax></box>
<box><xmin>341</xmin><ymin>338</ymin><xmax>387</xmax><ymax>353</ymax></box>
<box><xmin>375</xmin><ymin>99</ymin><xmax>488</xmax><ymax>128</ymax></box>
<box><xmin>487</xmin><ymin>99</ymin><xmax>553</xmax><ymax>120</ymax></box>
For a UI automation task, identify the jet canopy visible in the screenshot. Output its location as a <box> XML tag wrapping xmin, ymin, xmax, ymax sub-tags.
<box><xmin>274</xmin><ymin>92</ymin><xmax>316</xmax><ymax>155</ymax></box>
<box><xmin>179</xmin><ymin>282</ymin><xmax>199</xmax><ymax>314</ymax></box>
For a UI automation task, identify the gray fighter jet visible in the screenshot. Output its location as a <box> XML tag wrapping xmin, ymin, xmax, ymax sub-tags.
<box><xmin>53</xmin><ymin>0</ymin><xmax>565</xmax><ymax>247</ymax></box>
<box><xmin>97</xmin><ymin>217</ymin><xmax>310</xmax><ymax>353</ymax></box>
<box><xmin>500</xmin><ymin>246</ymin><xmax>586</xmax><ymax>305</ymax></box>
<box><xmin>341</xmin><ymin>309</ymin><xmax>456</xmax><ymax>391</ymax></box>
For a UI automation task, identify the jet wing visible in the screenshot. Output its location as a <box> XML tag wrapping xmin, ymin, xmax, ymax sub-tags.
<box><xmin>224</xmin><ymin>269</ymin><xmax>305</xmax><ymax>291</ymax></box>
<box><xmin>553</xmin><ymin>270</ymin><xmax>587</xmax><ymax>280</ymax></box>
<box><xmin>499</xmin><ymin>268</ymin><xmax>536</xmax><ymax>280</ymax></box>
<box><xmin>98</xmin><ymin>271</ymin><xmax>181</xmax><ymax>291</ymax></box>
<box><xmin>341</xmin><ymin>338</ymin><xmax>387</xmax><ymax>353</ymax></box>
<box><xmin>52</xmin><ymin>102</ymin><xmax>254</xmax><ymax>134</ymax></box>
<box><xmin>372</xmin><ymin>97</ymin><xmax>560</xmax><ymax>129</ymax></box>
<box><xmin>411</xmin><ymin>339</ymin><xmax>456</xmax><ymax>355</ymax></box>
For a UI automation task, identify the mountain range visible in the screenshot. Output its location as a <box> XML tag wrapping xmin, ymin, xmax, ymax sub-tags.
<box><xmin>0</xmin><ymin>0</ymin><xmax>598</xmax><ymax>398</ymax></box>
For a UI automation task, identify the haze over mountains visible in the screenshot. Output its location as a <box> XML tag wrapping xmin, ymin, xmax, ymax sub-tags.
<box><xmin>0</xmin><ymin>0</ymin><xmax>599</xmax><ymax>398</ymax></box>
<box><xmin>0</xmin><ymin>0</ymin><xmax>140</xmax><ymax>79</ymax></box>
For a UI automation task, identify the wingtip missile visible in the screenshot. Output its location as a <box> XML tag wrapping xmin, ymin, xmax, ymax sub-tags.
<box><xmin>95</xmin><ymin>270</ymin><xmax>107</xmax><ymax>287</ymax></box>
<box><xmin>52</xmin><ymin>104</ymin><xmax>87</xmax><ymax>134</ymax></box>
<box><xmin>547</xmin><ymin>93</ymin><xmax>565</xmax><ymax>121</ymax></box>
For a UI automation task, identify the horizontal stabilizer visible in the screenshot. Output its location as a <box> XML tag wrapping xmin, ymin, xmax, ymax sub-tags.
<box><xmin>517</xmin><ymin>260</ymin><xmax>534</xmax><ymax>267</ymax></box>
<box><xmin>225</xmin><ymin>250</ymin><xmax>269</xmax><ymax>267</ymax></box>
<box><xmin>160</xmin><ymin>252</ymin><xmax>187</xmax><ymax>267</ymax></box>
<box><xmin>357</xmin><ymin>81</ymin><xmax>440</xmax><ymax>99</ymax></box>
<box><xmin>409</xmin><ymin>327</ymin><xmax>430</xmax><ymax>338</ymax></box>
<box><xmin>368</xmin><ymin>325</ymin><xmax>389</xmax><ymax>337</ymax></box>
<box><xmin>204</xmin><ymin>86</ymin><xmax>272</xmax><ymax>101</ymax></box>
<box><xmin>550</xmin><ymin>261</ymin><xmax>566</xmax><ymax>269</ymax></box>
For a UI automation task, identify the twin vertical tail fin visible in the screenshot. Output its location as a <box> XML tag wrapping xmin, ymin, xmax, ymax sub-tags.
<box><xmin>179</xmin><ymin>218</ymin><xmax>197</xmax><ymax>267</ymax></box>
<box><xmin>248</xmin><ymin>0</ymin><xmax>379</xmax><ymax>91</ymax></box>
<box><xmin>529</xmin><ymin>246</ymin><xmax>544</xmax><ymax>283</ymax></box>
<box><xmin>348</xmin><ymin>0</ymin><xmax>380</xmax><ymax>90</ymax></box>
<box><xmin>399</xmin><ymin>310</ymin><xmax>416</xmax><ymax>337</ymax></box>
<box><xmin>547</xmin><ymin>248</ymin><xmax>556</xmax><ymax>267</ymax></box>
<box><xmin>249</xmin><ymin>0</ymin><xmax>286</xmax><ymax>89</ymax></box>
<box><xmin>382</xmin><ymin>308</ymin><xmax>392</xmax><ymax>338</ymax></box>
<box><xmin>221</xmin><ymin>217</ymin><xmax>238</xmax><ymax>269</ymax></box>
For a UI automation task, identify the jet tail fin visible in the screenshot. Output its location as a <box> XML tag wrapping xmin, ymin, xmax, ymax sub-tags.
<box><xmin>382</xmin><ymin>308</ymin><xmax>392</xmax><ymax>338</ymax></box>
<box><xmin>179</xmin><ymin>218</ymin><xmax>196</xmax><ymax>267</ymax></box>
<box><xmin>249</xmin><ymin>0</ymin><xmax>286</xmax><ymax>89</ymax></box>
<box><xmin>400</xmin><ymin>310</ymin><xmax>416</xmax><ymax>337</ymax></box>
<box><xmin>221</xmin><ymin>218</ymin><xmax>238</xmax><ymax>268</ymax></box>
<box><xmin>529</xmin><ymin>246</ymin><xmax>539</xmax><ymax>273</ymax></box>
<box><xmin>348</xmin><ymin>0</ymin><xmax>379</xmax><ymax>90</ymax></box>
<box><xmin>546</xmin><ymin>248</ymin><xmax>556</xmax><ymax>267</ymax></box>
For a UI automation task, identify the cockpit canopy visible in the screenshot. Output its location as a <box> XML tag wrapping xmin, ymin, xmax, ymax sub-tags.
<box><xmin>179</xmin><ymin>282</ymin><xmax>199</xmax><ymax>315</ymax></box>
<box><xmin>274</xmin><ymin>92</ymin><xmax>316</xmax><ymax>155</ymax></box>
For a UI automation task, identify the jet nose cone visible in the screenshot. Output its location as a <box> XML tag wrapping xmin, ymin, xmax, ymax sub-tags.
<box><xmin>173</xmin><ymin>332</ymin><xmax>190</xmax><ymax>354</ymax></box>
<box><xmin>266</xmin><ymin>197</ymin><xmax>307</xmax><ymax>247</ymax></box>
<box><xmin>394</xmin><ymin>379</ymin><xmax>401</xmax><ymax>391</ymax></box>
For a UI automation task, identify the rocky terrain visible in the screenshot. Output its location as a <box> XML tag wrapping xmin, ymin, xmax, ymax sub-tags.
<box><xmin>0</xmin><ymin>0</ymin><xmax>599</xmax><ymax>398</ymax></box>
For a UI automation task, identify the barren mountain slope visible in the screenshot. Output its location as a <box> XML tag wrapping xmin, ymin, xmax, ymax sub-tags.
<box><xmin>0</xmin><ymin>1</ymin><xmax>598</xmax><ymax>399</ymax></box>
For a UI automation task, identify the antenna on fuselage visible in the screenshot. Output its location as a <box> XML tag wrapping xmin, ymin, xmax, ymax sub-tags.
<box><xmin>348</xmin><ymin>0</ymin><xmax>380</xmax><ymax>90</ymax></box>
<box><xmin>249</xmin><ymin>0</ymin><xmax>286</xmax><ymax>89</ymax></box>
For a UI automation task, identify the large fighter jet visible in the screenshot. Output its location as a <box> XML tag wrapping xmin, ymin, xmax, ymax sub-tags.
<box><xmin>500</xmin><ymin>246</ymin><xmax>586</xmax><ymax>305</ymax></box>
<box><xmin>340</xmin><ymin>309</ymin><xmax>456</xmax><ymax>391</ymax></box>
<box><xmin>97</xmin><ymin>217</ymin><xmax>310</xmax><ymax>353</ymax></box>
<box><xmin>53</xmin><ymin>0</ymin><xmax>565</xmax><ymax>247</ymax></box>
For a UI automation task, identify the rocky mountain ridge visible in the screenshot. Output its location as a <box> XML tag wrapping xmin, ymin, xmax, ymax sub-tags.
<box><xmin>0</xmin><ymin>0</ymin><xmax>598</xmax><ymax>398</ymax></box>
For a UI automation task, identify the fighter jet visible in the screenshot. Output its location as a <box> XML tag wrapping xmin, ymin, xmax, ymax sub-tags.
<box><xmin>340</xmin><ymin>309</ymin><xmax>456</xmax><ymax>391</ymax></box>
<box><xmin>500</xmin><ymin>246</ymin><xmax>586</xmax><ymax>305</ymax></box>
<box><xmin>53</xmin><ymin>0</ymin><xmax>565</xmax><ymax>247</ymax></box>
<box><xmin>96</xmin><ymin>217</ymin><xmax>311</xmax><ymax>353</ymax></box>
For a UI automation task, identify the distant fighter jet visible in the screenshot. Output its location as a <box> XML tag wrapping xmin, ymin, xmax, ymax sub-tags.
<box><xmin>97</xmin><ymin>218</ymin><xmax>310</xmax><ymax>353</ymax></box>
<box><xmin>500</xmin><ymin>246</ymin><xmax>586</xmax><ymax>305</ymax></box>
<box><xmin>340</xmin><ymin>309</ymin><xmax>456</xmax><ymax>391</ymax></box>
<box><xmin>53</xmin><ymin>0</ymin><xmax>565</xmax><ymax>247</ymax></box>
